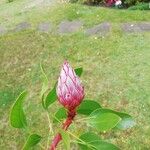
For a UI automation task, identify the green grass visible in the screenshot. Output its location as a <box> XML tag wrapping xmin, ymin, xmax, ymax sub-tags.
<box><xmin>0</xmin><ymin>1</ymin><xmax>150</xmax><ymax>28</ymax></box>
<box><xmin>0</xmin><ymin>1</ymin><xmax>150</xmax><ymax>150</ymax></box>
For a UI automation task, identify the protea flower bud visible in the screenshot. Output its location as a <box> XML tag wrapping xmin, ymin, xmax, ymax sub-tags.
<box><xmin>57</xmin><ymin>61</ymin><xmax>84</xmax><ymax>110</ymax></box>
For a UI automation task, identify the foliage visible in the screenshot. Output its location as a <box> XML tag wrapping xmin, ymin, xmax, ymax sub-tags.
<box><xmin>10</xmin><ymin>91</ymin><xmax>27</xmax><ymax>128</ymax></box>
<box><xmin>69</xmin><ymin>0</ymin><xmax>150</xmax><ymax>7</ymax></box>
<box><xmin>123</xmin><ymin>0</ymin><xmax>149</xmax><ymax>7</ymax></box>
<box><xmin>128</xmin><ymin>2</ymin><xmax>150</xmax><ymax>10</ymax></box>
<box><xmin>79</xmin><ymin>132</ymin><xmax>120</xmax><ymax>150</ymax></box>
<box><xmin>22</xmin><ymin>134</ymin><xmax>42</xmax><ymax>150</ymax></box>
<box><xmin>9</xmin><ymin>64</ymin><xmax>135</xmax><ymax>149</ymax></box>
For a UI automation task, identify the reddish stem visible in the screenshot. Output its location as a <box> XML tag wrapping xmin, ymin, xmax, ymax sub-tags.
<box><xmin>49</xmin><ymin>109</ymin><xmax>76</xmax><ymax>150</ymax></box>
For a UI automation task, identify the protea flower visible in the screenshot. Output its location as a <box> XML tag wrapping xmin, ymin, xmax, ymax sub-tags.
<box><xmin>57</xmin><ymin>61</ymin><xmax>84</xmax><ymax>110</ymax></box>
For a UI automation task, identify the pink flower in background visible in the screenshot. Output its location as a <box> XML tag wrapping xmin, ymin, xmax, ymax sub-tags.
<box><xmin>57</xmin><ymin>61</ymin><xmax>84</xmax><ymax>110</ymax></box>
<box><xmin>106</xmin><ymin>0</ymin><xmax>122</xmax><ymax>6</ymax></box>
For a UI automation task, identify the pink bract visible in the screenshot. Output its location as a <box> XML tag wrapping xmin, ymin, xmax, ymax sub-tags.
<box><xmin>57</xmin><ymin>61</ymin><xmax>84</xmax><ymax>110</ymax></box>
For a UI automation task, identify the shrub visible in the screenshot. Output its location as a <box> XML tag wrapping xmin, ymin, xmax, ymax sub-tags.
<box><xmin>70</xmin><ymin>0</ymin><xmax>149</xmax><ymax>7</ymax></box>
<box><xmin>121</xmin><ymin>0</ymin><xmax>149</xmax><ymax>7</ymax></box>
<box><xmin>128</xmin><ymin>2</ymin><xmax>150</xmax><ymax>9</ymax></box>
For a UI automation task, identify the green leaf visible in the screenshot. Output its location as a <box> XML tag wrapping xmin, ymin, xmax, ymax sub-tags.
<box><xmin>79</xmin><ymin>132</ymin><xmax>120</xmax><ymax>150</ymax></box>
<box><xmin>53</xmin><ymin>107</ymin><xmax>67</xmax><ymax>123</ymax></box>
<box><xmin>88</xmin><ymin>112</ymin><xmax>121</xmax><ymax>132</ymax></box>
<box><xmin>116</xmin><ymin>115</ymin><xmax>135</xmax><ymax>130</ymax></box>
<box><xmin>60</xmin><ymin>130</ymin><xmax>70</xmax><ymax>150</ymax></box>
<box><xmin>44</xmin><ymin>85</ymin><xmax>57</xmax><ymax>109</ymax></box>
<box><xmin>77</xmin><ymin>100</ymin><xmax>101</xmax><ymax>115</ymax></box>
<box><xmin>75</xmin><ymin>67</ymin><xmax>83</xmax><ymax>77</ymax></box>
<box><xmin>22</xmin><ymin>134</ymin><xmax>42</xmax><ymax>150</ymax></box>
<box><xmin>40</xmin><ymin>63</ymin><xmax>48</xmax><ymax>100</ymax></box>
<box><xmin>10</xmin><ymin>91</ymin><xmax>27</xmax><ymax>128</ymax></box>
<box><xmin>114</xmin><ymin>112</ymin><xmax>135</xmax><ymax>130</ymax></box>
<box><xmin>79</xmin><ymin>132</ymin><xmax>101</xmax><ymax>143</ymax></box>
<box><xmin>91</xmin><ymin>108</ymin><xmax>135</xmax><ymax>130</ymax></box>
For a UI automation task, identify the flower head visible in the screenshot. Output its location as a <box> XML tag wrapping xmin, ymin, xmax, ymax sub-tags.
<box><xmin>57</xmin><ymin>61</ymin><xmax>84</xmax><ymax>110</ymax></box>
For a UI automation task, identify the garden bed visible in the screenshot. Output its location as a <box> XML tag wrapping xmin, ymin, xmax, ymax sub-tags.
<box><xmin>69</xmin><ymin>0</ymin><xmax>150</xmax><ymax>10</ymax></box>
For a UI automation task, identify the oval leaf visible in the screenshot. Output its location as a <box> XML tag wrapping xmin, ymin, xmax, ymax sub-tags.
<box><xmin>77</xmin><ymin>100</ymin><xmax>101</xmax><ymax>115</ymax></box>
<box><xmin>79</xmin><ymin>132</ymin><xmax>120</xmax><ymax>150</ymax></box>
<box><xmin>60</xmin><ymin>130</ymin><xmax>70</xmax><ymax>150</ymax></box>
<box><xmin>88</xmin><ymin>112</ymin><xmax>121</xmax><ymax>132</ymax></box>
<box><xmin>22</xmin><ymin>134</ymin><xmax>42</xmax><ymax>150</ymax></box>
<box><xmin>53</xmin><ymin>107</ymin><xmax>67</xmax><ymax>123</ymax></box>
<box><xmin>116</xmin><ymin>116</ymin><xmax>135</xmax><ymax>130</ymax></box>
<box><xmin>10</xmin><ymin>91</ymin><xmax>27</xmax><ymax>128</ymax></box>
<box><xmin>75</xmin><ymin>67</ymin><xmax>83</xmax><ymax>77</ymax></box>
<box><xmin>45</xmin><ymin>85</ymin><xmax>57</xmax><ymax>109</ymax></box>
<box><xmin>91</xmin><ymin>108</ymin><xmax>135</xmax><ymax>130</ymax></box>
<box><xmin>79</xmin><ymin>132</ymin><xmax>101</xmax><ymax>143</ymax></box>
<box><xmin>115</xmin><ymin>112</ymin><xmax>135</xmax><ymax>130</ymax></box>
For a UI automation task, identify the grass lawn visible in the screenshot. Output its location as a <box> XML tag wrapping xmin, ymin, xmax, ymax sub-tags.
<box><xmin>0</xmin><ymin>1</ymin><xmax>150</xmax><ymax>149</ymax></box>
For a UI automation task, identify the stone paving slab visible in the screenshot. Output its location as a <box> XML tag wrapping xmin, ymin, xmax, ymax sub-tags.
<box><xmin>122</xmin><ymin>22</ymin><xmax>150</xmax><ymax>33</ymax></box>
<box><xmin>85</xmin><ymin>22</ymin><xmax>111</xmax><ymax>36</ymax></box>
<box><xmin>58</xmin><ymin>20</ymin><xmax>83</xmax><ymax>33</ymax></box>
<box><xmin>37</xmin><ymin>22</ymin><xmax>52</xmax><ymax>32</ymax></box>
<box><xmin>1</xmin><ymin>21</ymin><xmax>150</xmax><ymax>36</ymax></box>
<box><xmin>14</xmin><ymin>22</ymin><xmax>31</xmax><ymax>32</ymax></box>
<box><xmin>0</xmin><ymin>26</ymin><xmax>7</xmax><ymax>35</ymax></box>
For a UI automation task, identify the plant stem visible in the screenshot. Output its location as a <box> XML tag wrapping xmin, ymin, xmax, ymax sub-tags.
<box><xmin>49</xmin><ymin>109</ymin><xmax>76</xmax><ymax>150</ymax></box>
<box><xmin>47</xmin><ymin>111</ymin><xmax>54</xmax><ymax>149</ymax></box>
